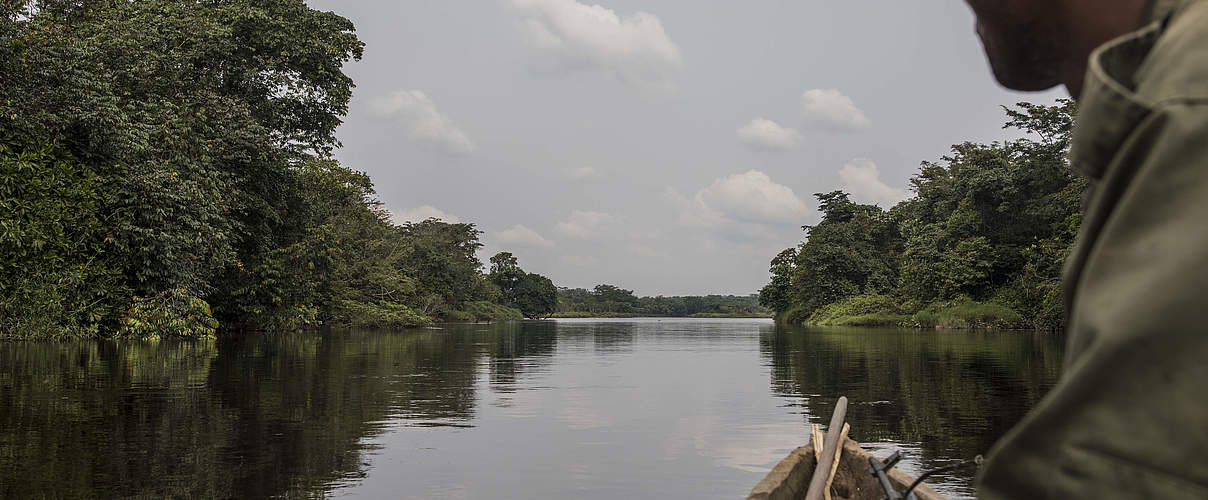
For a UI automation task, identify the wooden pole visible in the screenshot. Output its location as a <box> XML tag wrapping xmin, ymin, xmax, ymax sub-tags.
<box><xmin>822</xmin><ymin>422</ymin><xmax>850</xmax><ymax>500</ymax></box>
<box><xmin>811</xmin><ymin>424</ymin><xmax>823</xmax><ymax>463</ymax></box>
<box><xmin>804</xmin><ymin>396</ymin><xmax>848</xmax><ymax>500</ymax></box>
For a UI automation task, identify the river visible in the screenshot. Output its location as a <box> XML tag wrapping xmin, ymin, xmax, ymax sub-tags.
<box><xmin>0</xmin><ymin>318</ymin><xmax>1063</xmax><ymax>499</ymax></box>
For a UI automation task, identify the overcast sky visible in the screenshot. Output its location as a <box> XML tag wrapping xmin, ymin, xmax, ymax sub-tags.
<box><xmin>304</xmin><ymin>0</ymin><xmax>1063</xmax><ymax>296</ymax></box>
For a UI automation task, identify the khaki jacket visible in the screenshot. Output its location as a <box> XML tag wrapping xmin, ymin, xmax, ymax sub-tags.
<box><xmin>976</xmin><ymin>0</ymin><xmax>1208</xmax><ymax>498</ymax></box>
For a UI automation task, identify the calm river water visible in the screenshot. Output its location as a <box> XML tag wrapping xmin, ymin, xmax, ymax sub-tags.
<box><xmin>0</xmin><ymin>319</ymin><xmax>1063</xmax><ymax>499</ymax></box>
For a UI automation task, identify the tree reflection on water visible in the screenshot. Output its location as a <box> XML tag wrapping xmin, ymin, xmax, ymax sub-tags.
<box><xmin>761</xmin><ymin>326</ymin><xmax>1064</xmax><ymax>494</ymax></box>
<box><xmin>0</xmin><ymin>322</ymin><xmax>1062</xmax><ymax>499</ymax></box>
<box><xmin>0</xmin><ymin>325</ymin><xmax>557</xmax><ymax>498</ymax></box>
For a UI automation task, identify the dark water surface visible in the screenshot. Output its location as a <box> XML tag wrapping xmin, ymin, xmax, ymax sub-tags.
<box><xmin>0</xmin><ymin>319</ymin><xmax>1063</xmax><ymax>499</ymax></box>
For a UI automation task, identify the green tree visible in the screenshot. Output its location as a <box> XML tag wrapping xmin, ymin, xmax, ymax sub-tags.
<box><xmin>894</xmin><ymin>100</ymin><xmax>1080</xmax><ymax>309</ymax></box>
<box><xmin>2</xmin><ymin>0</ymin><xmax>561</xmax><ymax>337</ymax></box>
<box><xmin>762</xmin><ymin>101</ymin><xmax>1080</xmax><ymax>330</ymax></box>
<box><xmin>218</xmin><ymin>159</ymin><xmax>426</xmax><ymax>330</ymax></box>
<box><xmin>398</xmin><ymin>219</ymin><xmax>488</xmax><ymax>315</ymax></box>
<box><xmin>592</xmin><ymin>284</ymin><xmax>639</xmax><ymax>313</ymax></box>
<box><xmin>0</xmin><ymin>138</ymin><xmax>125</xmax><ymax>338</ymax></box>
<box><xmin>486</xmin><ymin>252</ymin><xmax>556</xmax><ymax>319</ymax></box>
<box><xmin>489</xmin><ymin>252</ymin><xmax>524</xmax><ymax>302</ymax></box>
<box><xmin>0</xmin><ymin>0</ymin><xmax>364</xmax><ymax>338</ymax></box>
<box><xmin>788</xmin><ymin>191</ymin><xmax>902</xmax><ymax>317</ymax></box>
<box><xmin>759</xmin><ymin>248</ymin><xmax>798</xmax><ymax>314</ymax></box>
<box><xmin>512</xmin><ymin>273</ymin><xmax>558</xmax><ymax>319</ymax></box>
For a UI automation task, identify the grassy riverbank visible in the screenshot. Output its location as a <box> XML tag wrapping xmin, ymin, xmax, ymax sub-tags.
<box><xmin>446</xmin><ymin>302</ymin><xmax>525</xmax><ymax>322</ymax></box>
<box><xmin>786</xmin><ymin>294</ymin><xmax>1031</xmax><ymax>330</ymax></box>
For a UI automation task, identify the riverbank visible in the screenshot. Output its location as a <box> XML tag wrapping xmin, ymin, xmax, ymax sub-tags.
<box><xmin>783</xmin><ymin>294</ymin><xmax>1046</xmax><ymax>330</ymax></box>
<box><xmin>310</xmin><ymin>301</ymin><xmax>525</xmax><ymax>329</ymax></box>
<box><xmin>551</xmin><ymin>311</ymin><xmax>772</xmax><ymax>319</ymax></box>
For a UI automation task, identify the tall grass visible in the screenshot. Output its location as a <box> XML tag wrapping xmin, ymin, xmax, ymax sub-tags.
<box><xmin>910</xmin><ymin>298</ymin><xmax>1024</xmax><ymax>329</ymax></box>
<box><xmin>445</xmin><ymin>301</ymin><xmax>524</xmax><ymax>322</ymax></box>
<box><xmin>783</xmin><ymin>294</ymin><xmax>1029</xmax><ymax>330</ymax></box>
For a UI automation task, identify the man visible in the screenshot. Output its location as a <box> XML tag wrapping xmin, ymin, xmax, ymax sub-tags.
<box><xmin>965</xmin><ymin>0</ymin><xmax>1208</xmax><ymax>498</ymax></box>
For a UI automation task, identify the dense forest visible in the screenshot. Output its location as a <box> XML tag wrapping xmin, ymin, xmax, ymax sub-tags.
<box><xmin>760</xmin><ymin>101</ymin><xmax>1082</xmax><ymax>331</ymax></box>
<box><xmin>0</xmin><ymin>1</ymin><xmax>557</xmax><ymax>340</ymax></box>
<box><xmin>555</xmin><ymin>285</ymin><xmax>771</xmax><ymax>318</ymax></box>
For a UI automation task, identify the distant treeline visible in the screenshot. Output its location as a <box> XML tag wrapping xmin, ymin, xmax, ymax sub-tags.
<box><xmin>0</xmin><ymin>1</ymin><xmax>555</xmax><ymax>340</ymax></box>
<box><xmin>555</xmin><ymin>285</ymin><xmax>771</xmax><ymax>318</ymax></box>
<box><xmin>760</xmin><ymin>101</ymin><xmax>1082</xmax><ymax>331</ymax></box>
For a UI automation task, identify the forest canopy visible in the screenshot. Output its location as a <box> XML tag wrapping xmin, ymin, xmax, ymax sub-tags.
<box><xmin>760</xmin><ymin>101</ymin><xmax>1082</xmax><ymax>331</ymax></box>
<box><xmin>0</xmin><ymin>0</ymin><xmax>553</xmax><ymax>339</ymax></box>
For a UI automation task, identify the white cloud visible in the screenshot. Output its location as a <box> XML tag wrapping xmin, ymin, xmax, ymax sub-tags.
<box><xmin>371</xmin><ymin>90</ymin><xmax>476</xmax><ymax>155</ymax></box>
<box><xmin>664</xmin><ymin>187</ymin><xmax>723</xmax><ymax>228</ymax></box>
<box><xmin>839</xmin><ymin>159</ymin><xmax>909</xmax><ymax>207</ymax></box>
<box><xmin>695</xmin><ymin>170</ymin><xmax>809</xmax><ymax>225</ymax></box>
<box><xmin>391</xmin><ymin>205</ymin><xmax>462</xmax><ymax>224</ymax></box>
<box><xmin>555</xmin><ymin>210</ymin><xmax>615</xmax><ymax>239</ymax></box>
<box><xmin>801</xmin><ymin>89</ymin><xmax>871</xmax><ymax>131</ymax></box>
<box><xmin>664</xmin><ymin>170</ymin><xmax>808</xmax><ymax>246</ymax></box>
<box><xmin>736</xmin><ymin>118</ymin><xmax>802</xmax><ymax>151</ymax></box>
<box><xmin>511</xmin><ymin>0</ymin><xmax>683</xmax><ymax>89</ymax></box>
<box><xmin>495</xmin><ymin>224</ymin><xmax>555</xmax><ymax>248</ymax></box>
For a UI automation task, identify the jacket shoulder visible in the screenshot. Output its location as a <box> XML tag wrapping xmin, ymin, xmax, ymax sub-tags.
<box><xmin>1137</xmin><ymin>1</ymin><xmax>1208</xmax><ymax>105</ymax></box>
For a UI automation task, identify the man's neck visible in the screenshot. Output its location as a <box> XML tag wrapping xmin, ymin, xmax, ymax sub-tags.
<box><xmin>1061</xmin><ymin>0</ymin><xmax>1150</xmax><ymax>98</ymax></box>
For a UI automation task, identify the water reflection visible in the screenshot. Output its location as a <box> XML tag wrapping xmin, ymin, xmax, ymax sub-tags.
<box><xmin>762</xmin><ymin>325</ymin><xmax>1064</xmax><ymax>496</ymax></box>
<box><xmin>0</xmin><ymin>326</ymin><xmax>556</xmax><ymax>498</ymax></box>
<box><xmin>553</xmin><ymin>319</ymin><xmax>638</xmax><ymax>355</ymax></box>
<box><xmin>483</xmin><ymin>321</ymin><xmax>557</xmax><ymax>392</ymax></box>
<box><xmin>0</xmin><ymin>320</ymin><xmax>1062</xmax><ymax>499</ymax></box>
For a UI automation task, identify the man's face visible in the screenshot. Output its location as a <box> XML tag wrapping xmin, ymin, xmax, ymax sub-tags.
<box><xmin>965</xmin><ymin>0</ymin><xmax>1064</xmax><ymax>91</ymax></box>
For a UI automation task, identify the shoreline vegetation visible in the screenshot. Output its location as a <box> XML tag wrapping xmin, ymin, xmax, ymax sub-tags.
<box><xmin>804</xmin><ymin>294</ymin><xmax>1027</xmax><ymax>330</ymax></box>
<box><xmin>0</xmin><ymin>2</ymin><xmax>561</xmax><ymax>340</ymax></box>
<box><xmin>548</xmin><ymin>312</ymin><xmax>772</xmax><ymax>319</ymax></box>
<box><xmin>554</xmin><ymin>285</ymin><xmax>772</xmax><ymax>319</ymax></box>
<box><xmin>759</xmin><ymin>102</ymin><xmax>1080</xmax><ymax>332</ymax></box>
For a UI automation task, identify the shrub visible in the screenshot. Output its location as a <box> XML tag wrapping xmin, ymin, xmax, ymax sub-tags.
<box><xmin>447</xmin><ymin>301</ymin><xmax>523</xmax><ymax>322</ymax></box>
<box><xmin>332</xmin><ymin>300</ymin><xmax>433</xmax><ymax>329</ymax></box>
<box><xmin>779</xmin><ymin>305</ymin><xmax>812</xmax><ymax>326</ymax></box>
<box><xmin>808</xmin><ymin>294</ymin><xmax>905</xmax><ymax>326</ymax></box>
<box><xmin>911</xmin><ymin>297</ymin><xmax>1024</xmax><ymax>330</ymax></box>
<box><xmin>118</xmin><ymin>288</ymin><xmax>220</xmax><ymax>340</ymax></box>
<box><xmin>991</xmin><ymin>277</ymin><xmax>1065</xmax><ymax>331</ymax></box>
<box><xmin>826</xmin><ymin>312</ymin><xmax>912</xmax><ymax>327</ymax></box>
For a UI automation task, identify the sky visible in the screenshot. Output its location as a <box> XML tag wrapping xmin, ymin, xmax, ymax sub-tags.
<box><xmin>304</xmin><ymin>0</ymin><xmax>1064</xmax><ymax>296</ymax></box>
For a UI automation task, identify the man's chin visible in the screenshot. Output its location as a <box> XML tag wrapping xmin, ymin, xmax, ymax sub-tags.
<box><xmin>993</xmin><ymin>70</ymin><xmax>1062</xmax><ymax>92</ymax></box>
<box><xmin>985</xmin><ymin>50</ymin><xmax>1062</xmax><ymax>91</ymax></box>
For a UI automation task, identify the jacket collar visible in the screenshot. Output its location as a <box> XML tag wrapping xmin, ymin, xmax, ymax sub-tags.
<box><xmin>1069</xmin><ymin>0</ymin><xmax>1196</xmax><ymax>179</ymax></box>
<box><xmin>1144</xmin><ymin>0</ymin><xmax>1195</xmax><ymax>24</ymax></box>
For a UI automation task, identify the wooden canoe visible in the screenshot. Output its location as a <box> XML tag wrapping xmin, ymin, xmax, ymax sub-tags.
<box><xmin>747</xmin><ymin>437</ymin><xmax>949</xmax><ymax>500</ymax></box>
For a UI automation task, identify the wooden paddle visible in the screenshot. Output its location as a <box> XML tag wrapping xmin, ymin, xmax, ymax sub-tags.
<box><xmin>804</xmin><ymin>396</ymin><xmax>848</xmax><ymax>500</ymax></box>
